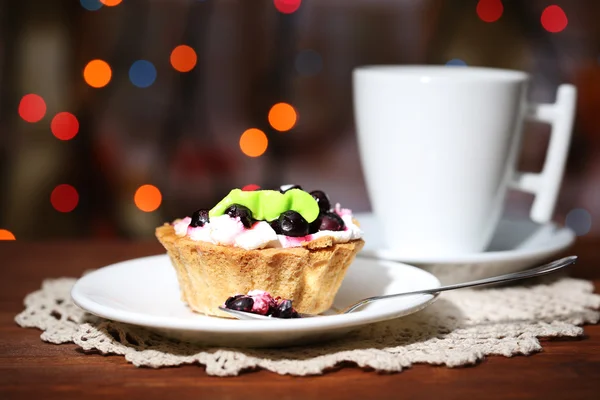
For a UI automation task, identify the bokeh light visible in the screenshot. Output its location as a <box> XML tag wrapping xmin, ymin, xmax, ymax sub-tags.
<box><xmin>129</xmin><ymin>60</ymin><xmax>157</xmax><ymax>88</ymax></box>
<box><xmin>80</xmin><ymin>0</ymin><xmax>103</xmax><ymax>11</ymax></box>
<box><xmin>100</xmin><ymin>0</ymin><xmax>122</xmax><ymax>6</ymax></box>
<box><xmin>83</xmin><ymin>59</ymin><xmax>112</xmax><ymax>88</ymax></box>
<box><xmin>18</xmin><ymin>94</ymin><xmax>46</xmax><ymax>123</ymax></box>
<box><xmin>134</xmin><ymin>185</ymin><xmax>162</xmax><ymax>212</ymax></box>
<box><xmin>476</xmin><ymin>0</ymin><xmax>503</xmax><ymax>23</ymax></box>
<box><xmin>541</xmin><ymin>5</ymin><xmax>568</xmax><ymax>33</ymax></box>
<box><xmin>274</xmin><ymin>0</ymin><xmax>302</xmax><ymax>14</ymax></box>
<box><xmin>446</xmin><ymin>58</ymin><xmax>468</xmax><ymax>66</ymax></box>
<box><xmin>170</xmin><ymin>45</ymin><xmax>197</xmax><ymax>73</ymax></box>
<box><xmin>295</xmin><ymin>49</ymin><xmax>322</xmax><ymax>76</ymax></box>
<box><xmin>51</xmin><ymin>112</ymin><xmax>79</xmax><ymax>141</ymax></box>
<box><xmin>239</xmin><ymin>128</ymin><xmax>268</xmax><ymax>157</ymax></box>
<box><xmin>0</xmin><ymin>229</ymin><xmax>16</xmax><ymax>240</ymax></box>
<box><xmin>268</xmin><ymin>103</ymin><xmax>297</xmax><ymax>132</ymax></box>
<box><xmin>565</xmin><ymin>208</ymin><xmax>592</xmax><ymax>236</ymax></box>
<box><xmin>51</xmin><ymin>184</ymin><xmax>79</xmax><ymax>213</ymax></box>
<box><xmin>242</xmin><ymin>184</ymin><xmax>261</xmax><ymax>191</ymax></box>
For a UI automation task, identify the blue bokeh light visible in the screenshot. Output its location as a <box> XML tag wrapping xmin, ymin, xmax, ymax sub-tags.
<box><xmin>129</xmin><ymin>60</ymin><xmax>157</xmax><ymax>88</ymax></box>
<box><xmin>80</xmin><ymin>0</ymin><xmax>103</xmax><ymax>11</ymax></box>
<box><xmin>446</xmin><ymin>58</ymin><xmax>467</xmax><ymax>67</ymax></box>
<box><xmin>565</xmin><ymin>208</ymin><xmax>592</xmax><ymax>236</ymax></box>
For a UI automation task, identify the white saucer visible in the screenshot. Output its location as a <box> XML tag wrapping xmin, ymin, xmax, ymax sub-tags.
<box><xmin>355</xmin><ymin>213</ymin><xmax>576</xmax><ymax>284</ymax></box>
<box><xmin>71</xmin><ymin>254</ymin><xmax>440</xmax><ymax>348</ymax></box>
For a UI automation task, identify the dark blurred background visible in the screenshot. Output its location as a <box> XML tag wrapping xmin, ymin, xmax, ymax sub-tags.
<box><xmin>0</xmin><ymin>0</ymin><xmax>598</xmax><ymax>240</ymax></box>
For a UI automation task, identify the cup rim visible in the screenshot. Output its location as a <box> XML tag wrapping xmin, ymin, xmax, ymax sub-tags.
<box><xmin>353</xmin><ymin>65</ymin><xmax>529</xmax><ymax>82</ymax></box>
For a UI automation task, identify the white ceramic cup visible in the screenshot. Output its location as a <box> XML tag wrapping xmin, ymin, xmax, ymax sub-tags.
<box><xmin>353</xmin><ymin>66</ymin><xmax>576</xmax><ymax>257</ymax></box>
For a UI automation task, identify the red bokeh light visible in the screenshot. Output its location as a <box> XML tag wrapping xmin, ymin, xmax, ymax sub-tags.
<box><xmin>274</xmin><ymin>0</ymin><xmax>301</xmax><ymax>14</ymax></box>
<box><xmin>51</xmin><ymin>112</ymin><xmax>79</xmax><ymax>141</ymax></box>
<box><xmin>242</xmin><ymin>184</ymin><xmax>261</xmax><ymax>191</ymax></box>
<box><xmin>476</xmin><ymin>0</ymin><xmax>503</xmax><ymax>23</ymax></box>
<box><xmin>18</xmin><ymin>94</ymin><xmax>46</xmax><ymax>123</ymax></box>
<box><xmin>51</xmin><ymin>184</ymin><xmax>79</xmax><ymax>213</ymax></box>
<box><xmin>541</xmin><ymin>5</ymin><xmax>568</xmax><ymax>33</ymax></box>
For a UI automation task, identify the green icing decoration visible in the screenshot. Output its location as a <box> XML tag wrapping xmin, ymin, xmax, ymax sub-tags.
<box><xmin>209</xmin><ymin>188</ymin><xmax>320</xmax><ymax>223</ymax></box>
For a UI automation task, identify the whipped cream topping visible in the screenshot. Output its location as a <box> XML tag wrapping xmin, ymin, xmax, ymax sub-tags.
<box><xmin>172</xmin><ymin>203</ymin><xmax>363</xmax><ymax>250</ymax></box>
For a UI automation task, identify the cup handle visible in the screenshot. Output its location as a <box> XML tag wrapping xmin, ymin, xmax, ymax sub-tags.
<box><xmin>509</xmin><ymin>84</ymin><xmax>577</xmax><ymax>223</ymax></box>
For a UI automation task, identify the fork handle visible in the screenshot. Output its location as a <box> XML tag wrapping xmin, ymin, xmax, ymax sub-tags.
<box><xmin>341</xmin><ymin>255</ymin><xmax>577</xmax><ymax>314</ymax></box>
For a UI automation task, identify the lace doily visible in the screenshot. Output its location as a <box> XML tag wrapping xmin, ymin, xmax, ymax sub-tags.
<box><xmin>15</xmin><ymin>276</ymin><xmax>600</xmax><ymax>376</ymax></box>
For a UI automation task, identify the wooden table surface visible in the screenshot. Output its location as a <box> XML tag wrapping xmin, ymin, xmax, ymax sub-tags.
<box><xmin>1</xmin><ymin>239</ymin><xmax>599</xmax><ymax>400</ymax></box>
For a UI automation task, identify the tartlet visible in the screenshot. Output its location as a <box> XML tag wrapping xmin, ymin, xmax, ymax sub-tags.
<box><xmin>155</xmin><ymin>186</ymin><xmax>364</xmax><ymax>318</ymax></box>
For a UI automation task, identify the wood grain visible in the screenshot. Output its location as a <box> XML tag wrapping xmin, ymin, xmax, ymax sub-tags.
<box><xmin>1</xmin><ymin>240</ymin><xmax>599</xmax><ymax>400</ymax></box>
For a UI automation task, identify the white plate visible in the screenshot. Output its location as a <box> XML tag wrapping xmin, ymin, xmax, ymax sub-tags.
<box><xmin>71</xmin><ymin>254</ymin><xmax>440</xmax><ymax>347</ymax></box>
<box><xmin>355</xmin><ymin>213</ymin><xmax>576</xmax><ymax>284</ymax></box>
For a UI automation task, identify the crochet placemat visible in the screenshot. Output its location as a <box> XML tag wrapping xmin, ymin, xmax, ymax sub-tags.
<box><xmin>15</xmin><ymin>276</ymin><xmax>600</xmax><ymax>376</ymax></box>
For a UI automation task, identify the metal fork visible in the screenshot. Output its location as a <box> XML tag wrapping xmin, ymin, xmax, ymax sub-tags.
<box><xmin>218</xmin><ymin>255</ymin><xmax>577</xmax><ymax>320</ymax></box>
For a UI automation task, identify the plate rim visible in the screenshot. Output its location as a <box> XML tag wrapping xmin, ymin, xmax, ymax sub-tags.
<box><xmin>71</xmin><ymin>254</ymin><xmax>440</xmax><ymax>334</ymax></box>
<box><xmin>355</xmin><ymin>212</ymin><xmax>576</xmax><ymax>264</ymax></box>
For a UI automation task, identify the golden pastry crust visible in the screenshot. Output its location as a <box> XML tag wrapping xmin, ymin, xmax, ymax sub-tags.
<box><xmin>155</xmin><ymin>223</ymin><xmax>364</xmax><ymax>318</ymax></box>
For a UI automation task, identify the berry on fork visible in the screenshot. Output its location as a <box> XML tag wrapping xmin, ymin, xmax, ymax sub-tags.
<box><xmin>224</xmin><ymin>294</ymin><xmax>244</xmax><ymax>307</ymax></box>
<box><xmin>272</xmin><ymin>299</ymin><xmax>300</xmax><ymax>318</ymax></box>
<box><xmin>225</xmin><ymin>295</ymin><xmax>254</xmax><ymax>312</ymax></box>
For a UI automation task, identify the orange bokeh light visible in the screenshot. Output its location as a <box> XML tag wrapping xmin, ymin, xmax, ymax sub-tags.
<box><xmin>268</xmin><ymin>102</ymin><xmax>297</xmax><ymax>132</ymax></box>
<box><xmin>100</xmin><ymin>0</ymin><xmax>122</xmax><ymax>6</ymax></box>
<box><xmin>239</xmin><ymin>128</ymin><xmax>268</xmax><ymax>157</ymax></box>
<box><xmin>19</xmin><ymin>94</ymin><xmax>46</xmax><ymax>123</ymax></box>
<box><xmin>134</xmin><ymin>184</ymin><xmax>162</xmax><ymax>212</ymax></box>
<box><xmin>51</xmin><ymin>184</ymin><xmax>79</xmax><ymax>213</ymax></box>
<box><xmin>0</xmin><ymin>229</ymin><xmax>16</xmax><ymax>240</ymax></box>
<box><xmin>51</xmin><ymin>112</ymin><xmax>79</xmax><ymax>141</ymax></box>
<box><xmin>83</xmin><ymin>59</ymin><xmax>112</xmax><ymax>88</ymax></box>
<box><xmin>170</xmin><ymin>45</ymin><xmax>197</xmax><ymax>72</ymax></box>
